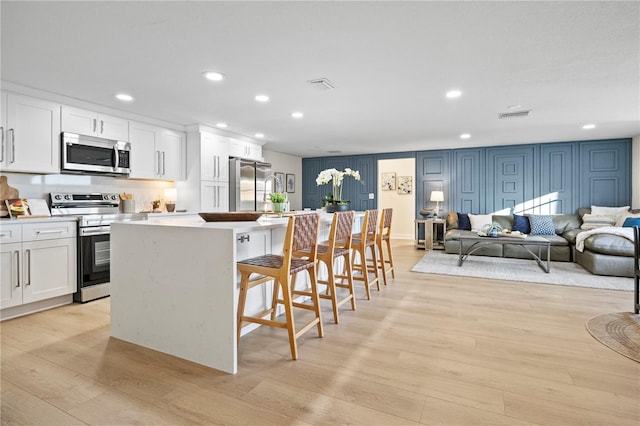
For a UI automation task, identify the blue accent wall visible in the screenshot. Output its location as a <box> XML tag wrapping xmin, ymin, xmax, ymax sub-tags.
<box><xmin>302</xmin><ymin>138</ymin><xmax>632</xmax><ymax>215</ymax></box>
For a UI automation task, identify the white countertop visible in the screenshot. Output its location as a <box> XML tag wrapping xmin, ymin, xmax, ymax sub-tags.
<box><xmin>0</xmin><ymin>216</ymin><xmax>80</xmax><ymax>225</ymax></box>
<box><xmin>113</xmin><ymin>210</ymin><xmax>363</xmax><ymax>232</ymax></box>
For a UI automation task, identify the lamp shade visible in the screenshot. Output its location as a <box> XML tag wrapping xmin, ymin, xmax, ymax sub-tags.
<box><xmin>430</xmin><ymin>190</ymin><xmax>444</xmax><ymax>202</ymax></box>
<box><xmin>164</xmin><ymin>188</ymin><xmax>177</xmax><ymax>202</ymax></box>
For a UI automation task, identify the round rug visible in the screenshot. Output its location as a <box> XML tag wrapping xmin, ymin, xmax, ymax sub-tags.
<box><xmin>585</xmin><ymin>312</ymin><xmax>640</xmax><ymax>363</ymax></box>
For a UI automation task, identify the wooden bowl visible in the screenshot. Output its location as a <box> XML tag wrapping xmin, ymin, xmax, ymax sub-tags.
<box><xmin>198</xmin><ymin>212</ymin><xmax>263</xmax><ymax>222</ymax></box>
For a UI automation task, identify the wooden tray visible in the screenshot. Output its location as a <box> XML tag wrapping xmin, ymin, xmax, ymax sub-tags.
<box><xmin>199</xmin><ymin>212</ymin><xmax>263</xmax><ymax>222</ymax></box>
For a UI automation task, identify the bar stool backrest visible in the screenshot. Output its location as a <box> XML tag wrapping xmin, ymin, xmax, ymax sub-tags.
<box><xmin>334</xmin><ymin>210</ymin><xmax>355</xmax><ymax>250</ymax></box>
<box><xmin>364</xmin><ymin>209</ymin><xmax>379</xmax><ymax>241</ymax></box>
<box><xmin>380</xmin><ymin>208</ymin><xmax>393</xmax><ymax>237</ymax></box>
<box><xmin>291</xmin><ymin>213</ymin><xmax>320</xmax><ymax>258</ymax></box>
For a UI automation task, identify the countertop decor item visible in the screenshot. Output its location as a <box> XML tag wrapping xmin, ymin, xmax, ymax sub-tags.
<box><xmin>199</xmin><ymin>212</ymin><xmax>263</xmax><ymax>222</ymax></box>
<box><xmin>316</xmin><ymin>167</ymin><xmax>362</xmax><ymax>210</ymax></box>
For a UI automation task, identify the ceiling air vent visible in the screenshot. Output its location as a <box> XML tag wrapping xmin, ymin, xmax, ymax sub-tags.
<box><xmin>498</xmin><ymin>110</ymin><xmax>531</xmax><ymax>119</ymax></box>
<box><xmin>307</xmin><ymin>78</ymin><xmax>335</xmax><ymax>90</ymax></box>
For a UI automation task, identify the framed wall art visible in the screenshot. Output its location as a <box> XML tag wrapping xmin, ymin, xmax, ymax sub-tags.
<box><xmin>381</xmin><ymin>172</ymin><xmax>396</xmax><ymax>190</ymax></box>
<box><xmin>274</xmin><ymin>172</ymin><xmax>285</xmax><ymax>193</ymax></box>
<box><xmin>286</xmin><ymin>173</ymin><xmax>296</xmax><ymax>193</ymax></box>
<box><xmin>397</xmin><ymin>176</ymin><xmax>413</xmax><ymax>194</ymax></box>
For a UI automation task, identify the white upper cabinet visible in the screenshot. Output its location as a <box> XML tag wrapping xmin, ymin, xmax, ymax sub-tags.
<box><xmin>129</xmin><ymin>121</ymin><xmax>185</xmax><ymax>181</ymax></box>
<box><xmin>159</xmin><ymin>129</ymin><xmax>186</xmax><ymax>181</ymax></box>
<box><xmin>61</xmin><ymin>105</ymin><xmax>129</xmax><ymax>141</ymax></box>
<box><xmin>2</xmin><ymin>93</ymin><xmax>60</xmax><ymax>174</ymax></box>
<box><xmin>228</xmin><ymin>138</ymin><xmax>262</xmax><ymax>161</ymax></box>
<box><xmin>201</xmin><ymin>132</ymin><xmax>229</xmax><ymax>182</ymax></box>
<box><xmin>128</xmin><ymin>121</ymin><xmax>158</xmax><ymax>179</ymax></box>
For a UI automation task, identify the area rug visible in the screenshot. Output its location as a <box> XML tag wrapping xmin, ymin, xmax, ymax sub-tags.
<box><xmin>586</xmin><ymin>312</ymin><xmax>640</xmax><ymax>363</ymax></box>
<box><xmin>411</xmin><ymin>250</ymin><xmax>633</xmax><ymax>291</ymax></box>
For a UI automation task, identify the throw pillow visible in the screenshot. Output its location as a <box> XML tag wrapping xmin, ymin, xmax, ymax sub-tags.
<box><xmin>580</xmin><ymin>214</ymin><xmax>616</xmax><ymax>230</ymax></box>
<box><xmin>468</xmin><ymin>213</ymin><xmax>492</xmax><ymax>232</ymax></box>
<box><xmin>615</xmin><ymin>213</ymin><xmax>640</xmax><ymax>227</ymax></box>
<box><xmin>513</xmin><ymin>214</ymin><xmax>531</xmax><ymax>234</ymax></box>
<box><xmin>590</xmin><ymin>205</ymin><xmax>630</xmax><ymax>216</ymax></box>
<box><xmin>622</xmin><ymin>217</ymin><xmax>640</xmax><ymax>228</ymax></box>
<box><xmin>457</xmin><ymin>213</ymin><xmax>471</xmax><ymax>231</ymax></box>
<box><xmin>529</xmin><ymin>215</ymin><xmax>556</xmax><ymax>235</ymax></box>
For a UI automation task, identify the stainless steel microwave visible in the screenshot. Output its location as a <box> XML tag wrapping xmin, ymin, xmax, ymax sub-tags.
<box><xmin>61</xmin><ymin>132</ymin><xmax>131</xmax><ymax>176</ymax></box>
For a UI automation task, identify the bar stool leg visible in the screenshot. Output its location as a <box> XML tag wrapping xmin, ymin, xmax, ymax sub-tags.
<box><xmin>325</xmin><ymin>258</ymin><xmax>340</xmax><ymax>323</ymax></box>
<box><xmin>352</xmin><ymin>246</ymin><xmax>372</xmax><ymax>300</ymax></box>
<box><xmin>279</xmin><ymin>275</ymin><xmax>298</xmax><ymax>360</ymax></box>
<box><xmin>385</xmin><ymin>238</ymin><xmax>395</xmax><ymax>278</ymax></box>
<box><xmin>237</xmin><ymin>271</ymin><xmax>250</xmax><ymax>344</ymax></box>
<box><xmin>377</xmin><ymin>240</ymin><xmax>388</xmax><ymax>285</ymax></box>
<box><xmin>369</xmin><ymin>244</ymin><xmax>381</xmax><ymax>291</ymax></box>
<box><xmin>308</xmin><ymin>265</ymin><xmax>324</xmax><ymax>337</ymax></box>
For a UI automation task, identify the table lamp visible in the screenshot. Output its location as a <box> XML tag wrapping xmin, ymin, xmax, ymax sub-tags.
<box><xmin>430</xmin><ymin>190</ymin><xmax>444</xmax><ymax>217</ymax></box>
<box><xmin>164</xmin><ymin>188</ymin><xmax>177</xmax><ymax>212</ymax></box>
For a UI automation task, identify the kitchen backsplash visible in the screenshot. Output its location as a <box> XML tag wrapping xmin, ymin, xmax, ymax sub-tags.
<box><xmin>2</xmin><ymin>172</ymin><xmax>176</xmax><ymax>213</ymax></box>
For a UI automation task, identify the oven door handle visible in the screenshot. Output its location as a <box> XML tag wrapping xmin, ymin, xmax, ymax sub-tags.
<box><xmin>80</xmin><ymin>226</ymin><xmax>110</xmax><ymax>236</ymax></box>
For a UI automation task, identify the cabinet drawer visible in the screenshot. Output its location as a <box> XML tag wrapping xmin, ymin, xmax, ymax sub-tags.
<box><xmin>22</xmin><ymin>222</ymin><xmax>76</xmax><ymax>241</ymax></box>
<box><xmin>0</xmin><ymin>224</ymin><xmax>22</xmax><ymax>244</ymax></box>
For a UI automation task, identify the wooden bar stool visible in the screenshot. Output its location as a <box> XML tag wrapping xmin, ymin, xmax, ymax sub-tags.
<box><xmin>350</xmin><ymin>209</ymin><xmax>380</xmax><ymax>300</ymax></box>
<box><xmin>376</xmin><ymin>208</ymin><xmax>396</xmax><ymax>285</ymax></box>
<box><xmin>313</xmin><ymin>210</ymin><xmax>356</xmax><ymax>324</ymax></box>
<box><xmin>236</xmin><ymin>213</ymin><xmax>322</xmax><ymax>360</ymax></box>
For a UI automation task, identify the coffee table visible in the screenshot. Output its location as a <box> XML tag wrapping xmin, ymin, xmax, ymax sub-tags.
<box><xmin>458</xmin><ymin>235</ymin><xmax>551</xmax><ymax>273</ymax></box>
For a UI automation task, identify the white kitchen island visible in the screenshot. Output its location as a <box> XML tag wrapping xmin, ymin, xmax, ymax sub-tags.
<box><xmin>110</xmin><ymin>212</ymin><xmax>361</xmax><ymax>374</ymax></box>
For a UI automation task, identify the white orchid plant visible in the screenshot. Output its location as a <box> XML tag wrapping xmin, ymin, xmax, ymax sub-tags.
<box><xmin>316</xmin><ymin>168</ymin><xmax>362</xmax><ymax>205</ymax></box>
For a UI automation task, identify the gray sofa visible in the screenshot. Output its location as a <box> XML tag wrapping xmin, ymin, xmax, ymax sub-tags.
<box><xmin>444</xmin><ymin>212</ymin><xmax>580</xmax><ymax>262</ymax></box>
<box><xmin>443</xmin><ymin>210</ymin><xmax>636</xmax><ymax>277</ymax></box>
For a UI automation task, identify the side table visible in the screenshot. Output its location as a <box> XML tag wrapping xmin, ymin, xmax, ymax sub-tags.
<box><xmin>414</xmin><ymin>218</ymin><xmax>447</xmax><ymax>250</ymax></box>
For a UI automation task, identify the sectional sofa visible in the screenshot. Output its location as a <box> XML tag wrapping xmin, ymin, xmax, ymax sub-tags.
<box><xmin>443</xmin><ymin>209</ymin><xmax>638</xmax><ymax>278</ymax></box>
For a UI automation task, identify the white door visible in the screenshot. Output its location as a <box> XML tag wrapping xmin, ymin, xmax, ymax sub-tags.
<box><xmin>160</xmin><ymin>129</ymin><xmax>185</xmax><ymax>180</ymax></box>
<box><xmin>22</xmin><ymin>238</ymin><xmax>76</xmax><ymax>304</ymax></box>
<box><xmin>6</xmin><ymin>94</ymin><xmax>60</xmax><ymax>173</ymax></box>
<box><xmin>0</xmin><ymin>242</ymin><xmax>22</xmax><ymax>309</ymax></box>
<box><xmin>129</xmin><ymin>121</ymin><xmax>159</xmax><ymax>179</ymax></box>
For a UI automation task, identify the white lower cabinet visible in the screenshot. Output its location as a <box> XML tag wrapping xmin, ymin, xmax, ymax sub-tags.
<box><xmin>0</xmin><ymin>222</ymin><xmax>77</xmax><ymax>311</ymax></box>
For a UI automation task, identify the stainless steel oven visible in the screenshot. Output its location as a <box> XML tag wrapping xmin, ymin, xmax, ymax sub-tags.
<box><xmin>50</xmin><ymin>193</ymin><xmax>145</xmax><ymax>302</ymax></box>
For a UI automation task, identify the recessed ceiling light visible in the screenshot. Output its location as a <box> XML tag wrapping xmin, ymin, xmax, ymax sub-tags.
<box><xmin>115</xmin><ymin>93</ymin><xmax>133</xmax><ymax>102</ymax></box>
<box><xmin>460</xmin><ymin>133</ymin><xmax>471</xmax><ymax>139</ymax></box>
<box><xmin>582</xmin><ymin>124</ymin><xmax>596</xmax><ymax>130</ymax></box>
<box><xmin>291</xmin><ymin>112</ymin><xmax>304</xmax><ymax>119</ymax></box>
<box><xmin>254</xmin><ymin>133</ymin><xmax>265</xmax><ymax>138</ymax></box>
<box><xmin>446</xmin><ymin>89</ymin><xmax>462</xmax><ymax>99</ymax></box>
<box><xmin>216</xmin><ymin>123</ymin><xmax>228</xmax><ymax>128</ymax></box>
<box><xmin>255</xmin><ymin>94</ymin><xmax>269</xmax><ymax>102</ymax></box>
<box><xmin>202</xmin><ymin>71</ymin><xmax>225</xmax><ymax>81</ymax></box>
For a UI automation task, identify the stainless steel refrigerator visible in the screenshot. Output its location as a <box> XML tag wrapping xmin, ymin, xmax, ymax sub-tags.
<box><xmin>229</xmin><ymin>158</ymin><xmax>272</xmax><ymax>211</ymax></box>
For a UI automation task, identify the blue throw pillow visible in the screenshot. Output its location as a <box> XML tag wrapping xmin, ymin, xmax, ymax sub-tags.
<box><xmin>529</xmin><ymin>215</ymin><xmax>556</xmax><ymax>235</ymax></box>
<box><xmin>622</xmin><ymin>217</ymin><xmax>640</xmax><ymax>228</ymax></box>
<box><xmin>513</xmin><ymin>214</ymin><xmax>531</xmax><ymax>234</ymax></box>
<box><xmin>457</xmin><ymin>213</ymin><xmax>471</xmax><ymax>231</ymax></box>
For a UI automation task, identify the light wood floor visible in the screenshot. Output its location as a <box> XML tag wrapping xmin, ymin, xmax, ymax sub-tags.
<box><xmin>2</xmin><ymin>240</ymin><xmax>639</xmax><ymax>425</ymax></box>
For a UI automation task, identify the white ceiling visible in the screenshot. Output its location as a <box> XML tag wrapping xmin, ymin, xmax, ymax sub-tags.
<box><xmin>2</xmin><ymin>1</ymin><xmax>638</xmax><ymax>158</ymax></box>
